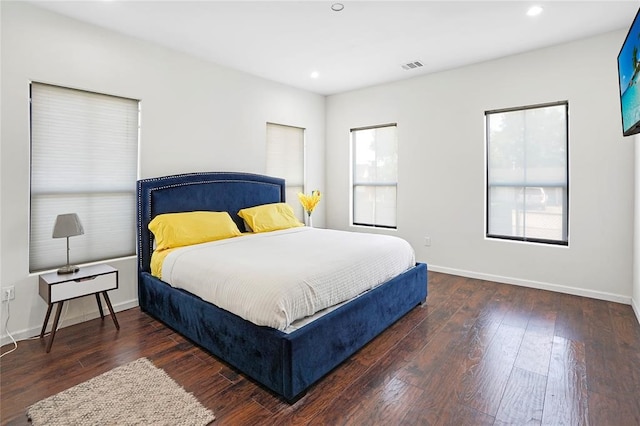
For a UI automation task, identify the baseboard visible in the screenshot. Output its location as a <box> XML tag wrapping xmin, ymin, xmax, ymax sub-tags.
<box><xmin>1</xmin><ymin>298</ymin><xmax>139</xmax><ymax>348</ymax></box>
<box><xmin>632</xmin><ymin>297</ymin><xmax>640</xmax><ymax>325</ymax></box>
<box><xmin>428</xmin><ymin>265</ymin><xmax>633</xmax><ymax>305</ymax></box>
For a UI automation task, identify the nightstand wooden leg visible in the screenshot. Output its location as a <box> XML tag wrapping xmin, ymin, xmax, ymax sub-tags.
<box><xmin>40</xmin><ymin>303</ymin><xmax>54</xmax><ymax>338</ymax></box>
<box><xmin>46</xmin><ymin>301</ymin><xmax>64</xmax><ymax>353</ymax></box>
<box><xmin>95</xmin><ymin>293</ymin><xmax>105</xmax><ymax>319</ymax></box>
<box><xmin>101</xmin><ymin>291</ymin><xmax>120</xmax><ymax>330</ymax></box>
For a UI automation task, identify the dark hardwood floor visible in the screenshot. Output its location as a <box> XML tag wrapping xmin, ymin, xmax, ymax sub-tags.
<box><xmin>2</xmin><ymin>272</ymin><xmax>640</xmax><ymax>425</ymax></box>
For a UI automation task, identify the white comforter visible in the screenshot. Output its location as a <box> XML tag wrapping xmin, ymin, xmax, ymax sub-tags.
<box><xmin>161</xmin><ymin>227</ymin><xmax>416</xmax><ymax>331</ymax></box>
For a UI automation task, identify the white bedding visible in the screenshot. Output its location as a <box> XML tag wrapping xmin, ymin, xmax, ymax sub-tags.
<box><xmin>160</xmin><ymin>227</ymin><xmax>415</xmax><ymax>331</ymax></box>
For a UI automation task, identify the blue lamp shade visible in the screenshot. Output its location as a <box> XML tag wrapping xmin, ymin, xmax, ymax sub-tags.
<box><xmin>52</xmin><ymin>213</ymin><xmax>84</xmax><ymax>274</ymax></box>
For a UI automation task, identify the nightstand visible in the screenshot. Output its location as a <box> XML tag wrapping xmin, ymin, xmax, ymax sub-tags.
<box><xmin>39</xmin><ymin>264</ymin><xmax>120</xmax><ymax>352</ymax></box>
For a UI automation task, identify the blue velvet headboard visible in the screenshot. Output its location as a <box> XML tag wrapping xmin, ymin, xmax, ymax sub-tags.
<box><xmin>136</xmin><ymin>172</ymin><xmax>286</xmax><ymax>274</ymax></box>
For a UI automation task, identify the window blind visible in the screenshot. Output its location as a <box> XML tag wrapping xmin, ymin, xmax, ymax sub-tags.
<box><xmin>486</xmin><ymin>101</ymin><xmax>568</xmax><ymax>245</ymax></box>
<box><xmin>30</xmin><ymin>82</ymin><xmax>139</xmax><ymax>272</ymax></box>
<box><xmin>266</xmin><ymin>123</ymin><xmax>305</xmax><ymax>220</ymax></box>
<box><xmin>351</xmin><ymin>124</ymin><xmax>398</xmax><ymax>228</ymax></box>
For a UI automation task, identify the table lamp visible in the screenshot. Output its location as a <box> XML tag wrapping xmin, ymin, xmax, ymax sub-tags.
<box><xmin>52</xmin><ymin>213</ymin><xmax>84</xmax><ymax>274</ymax></box>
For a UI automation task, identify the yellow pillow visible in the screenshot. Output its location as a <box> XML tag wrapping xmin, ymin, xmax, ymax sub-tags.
<box><xmin>148</xmin><ymin>211</ymin><xmax>241</xmax><ymax>251</ymax></box>
<box><xmin>238</xmin><ymin>203</ymin><xmax>304</xmax><ymax>233</ymax></box>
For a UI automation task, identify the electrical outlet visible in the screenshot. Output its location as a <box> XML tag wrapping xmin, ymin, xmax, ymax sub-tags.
<box><xmin>424</xmin><ymin>236</ymin><xmax>431</xmax><ymax>247</ymax></box>
<box><xmin>2</xmin><ymin>286</ymin><xmax>15</xmax><ymax>301</ymax></box>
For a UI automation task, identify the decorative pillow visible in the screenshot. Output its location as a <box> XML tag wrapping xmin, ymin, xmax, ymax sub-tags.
<box><xmin>238</xmin><ymin>203</ymin><xmax>304</xmax><ymax>233</ymax></box>
<box><xmin>148</xmin><ymin>211</ymin><xmax>241</xmax><ymax>251</ymax></box>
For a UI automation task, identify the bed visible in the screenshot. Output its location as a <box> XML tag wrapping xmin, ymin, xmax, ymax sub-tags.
<box><xmin>137</xmin><ymin>171</ymin><xmax>428</xmax><ymax>402</ymax></box>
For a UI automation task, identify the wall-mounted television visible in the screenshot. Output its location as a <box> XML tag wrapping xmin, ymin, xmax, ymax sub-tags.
<box><xmin>618</xmin><ymin>7</ymin><xmax>640</xmax><ymax>136</ymax></box>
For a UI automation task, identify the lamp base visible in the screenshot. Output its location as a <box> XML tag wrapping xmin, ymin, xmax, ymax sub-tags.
<box><xmin>57</xmin><ymin>264</ymin><xmax>79</xmax><ymax>275</ymax></box>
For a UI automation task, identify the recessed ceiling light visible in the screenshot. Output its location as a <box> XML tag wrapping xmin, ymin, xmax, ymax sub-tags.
<box><xmin>331</xmin><ymin>3</ymin><xmax>344</xmax><ymax>12</ymax></box>
<box><xmin>310</xmin><ymin>71</ymin><xmax>319</xmax><ymax>79</ymax></box>
<box><xmin>527</xmin><ymin>5</ymin><xmax>543</xmax><ymax>17</ymax></box>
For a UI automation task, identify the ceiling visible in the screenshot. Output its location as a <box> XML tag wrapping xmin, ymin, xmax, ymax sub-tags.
<box><xmin>28</xmin><ymin>0</ymin><xmax>639</xmax><ymax>95</ymax></box>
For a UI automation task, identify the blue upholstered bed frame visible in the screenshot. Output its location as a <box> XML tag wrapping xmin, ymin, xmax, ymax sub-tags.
<box><xmin>137</xmin><ymin>172</ymin><xmax>428</xmax><ymax>402</ymax></box>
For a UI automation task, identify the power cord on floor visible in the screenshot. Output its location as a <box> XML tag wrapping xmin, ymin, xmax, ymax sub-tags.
<box><xmin>1</xmin><ymin>299</ymin><xmax>18</xmax><ymax>358</ymax></box>
<box><xmin>2</xmin><ymin>299</ymin><xmax>74</xmax><ymax>353</ymax></box>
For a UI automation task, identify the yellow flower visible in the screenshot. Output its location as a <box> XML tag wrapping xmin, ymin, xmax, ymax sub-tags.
<box><xmin>298</xmin><ymin>190</ymin><xmax>321</xmax><ymax>216</ymax></box>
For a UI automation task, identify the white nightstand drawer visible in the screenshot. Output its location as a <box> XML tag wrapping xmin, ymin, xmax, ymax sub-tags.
<box><xmin>39</xmin><ymin>265</ymin><xmax>119</xmax><ymax>304</ymax></box>
<box><xmin>50</xmin><ymin>273</ymin><xmax>117</xmax><ymax>303</ymax></box>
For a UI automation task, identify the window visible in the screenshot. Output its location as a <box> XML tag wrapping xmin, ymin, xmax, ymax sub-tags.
<box><xmin>266</xmin><ymin>122</ymin><xmax>305</xmax><ymax>220</ymax></box>
<box><xmin>351</xmin><ymin>124</ymin><xmax>398</xmax><ymax>228</ymax></box>
<box><xmin>30</xmin><ymin>83</ymin><xmax>139</xmax><ymax>272</ymax></box>
<box><xmin>486</xmin><ymin>101</ymin><xmax>568</xmax><ymax>245</ymax></box>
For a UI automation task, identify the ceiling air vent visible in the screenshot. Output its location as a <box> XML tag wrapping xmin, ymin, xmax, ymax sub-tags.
<box><xmin>401</xmin><ymin>60</ymin><xmax>424</xmax><ymax>71</ymax></box>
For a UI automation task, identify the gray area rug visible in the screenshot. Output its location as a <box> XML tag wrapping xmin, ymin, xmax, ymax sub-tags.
<box><xmin>26</xmin><ymin>357</ymin><xmax>215</xmax><ymax>425</ymax></box>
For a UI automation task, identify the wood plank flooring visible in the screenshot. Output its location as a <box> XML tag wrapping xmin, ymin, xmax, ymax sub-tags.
<box><xmin>2</xmin><ymin>272</ymin><xmax>639</xmax><ymax>425</ymax></box>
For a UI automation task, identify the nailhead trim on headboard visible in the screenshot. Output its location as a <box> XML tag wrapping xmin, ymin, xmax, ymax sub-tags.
<box><xmin>137</xmin><ymin>172</ymin><xmax>285</xmax><ymax>273</ymax></box>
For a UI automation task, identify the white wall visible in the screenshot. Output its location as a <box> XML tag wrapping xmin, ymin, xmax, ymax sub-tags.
<box><xmin>634</xmin><ymin>135</ymin><xmax>639</xmax><ymax>322</ymax></box>
<box><xmin>0</xmin><ymin>2</ymin><xmax>325</xmax><ymax>344</ymax></box>
<box><xmin>327</xmin><ymin>30</ymin><xmax>635</xmax><ymax>303</ymax></box>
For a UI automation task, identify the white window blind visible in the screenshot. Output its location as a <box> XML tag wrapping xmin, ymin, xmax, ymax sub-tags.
<box><xmin>266</xmin><ymin>123</ymin><xmax>305</xmax><ymax>220</ymax></box>
<box><xmin>30</xmin><ymin>82</ymin><xmax>139</xmax><ymax>272</ymax></box>
<box><xmin>351</xmin><ymin>124</ymin><xmax>398</xmax><ymax>228</ymax></box>
<box><xmin>486</xmin><ymin>101</ymin><xmax>568</xmax><ymax>245</ymax></box>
